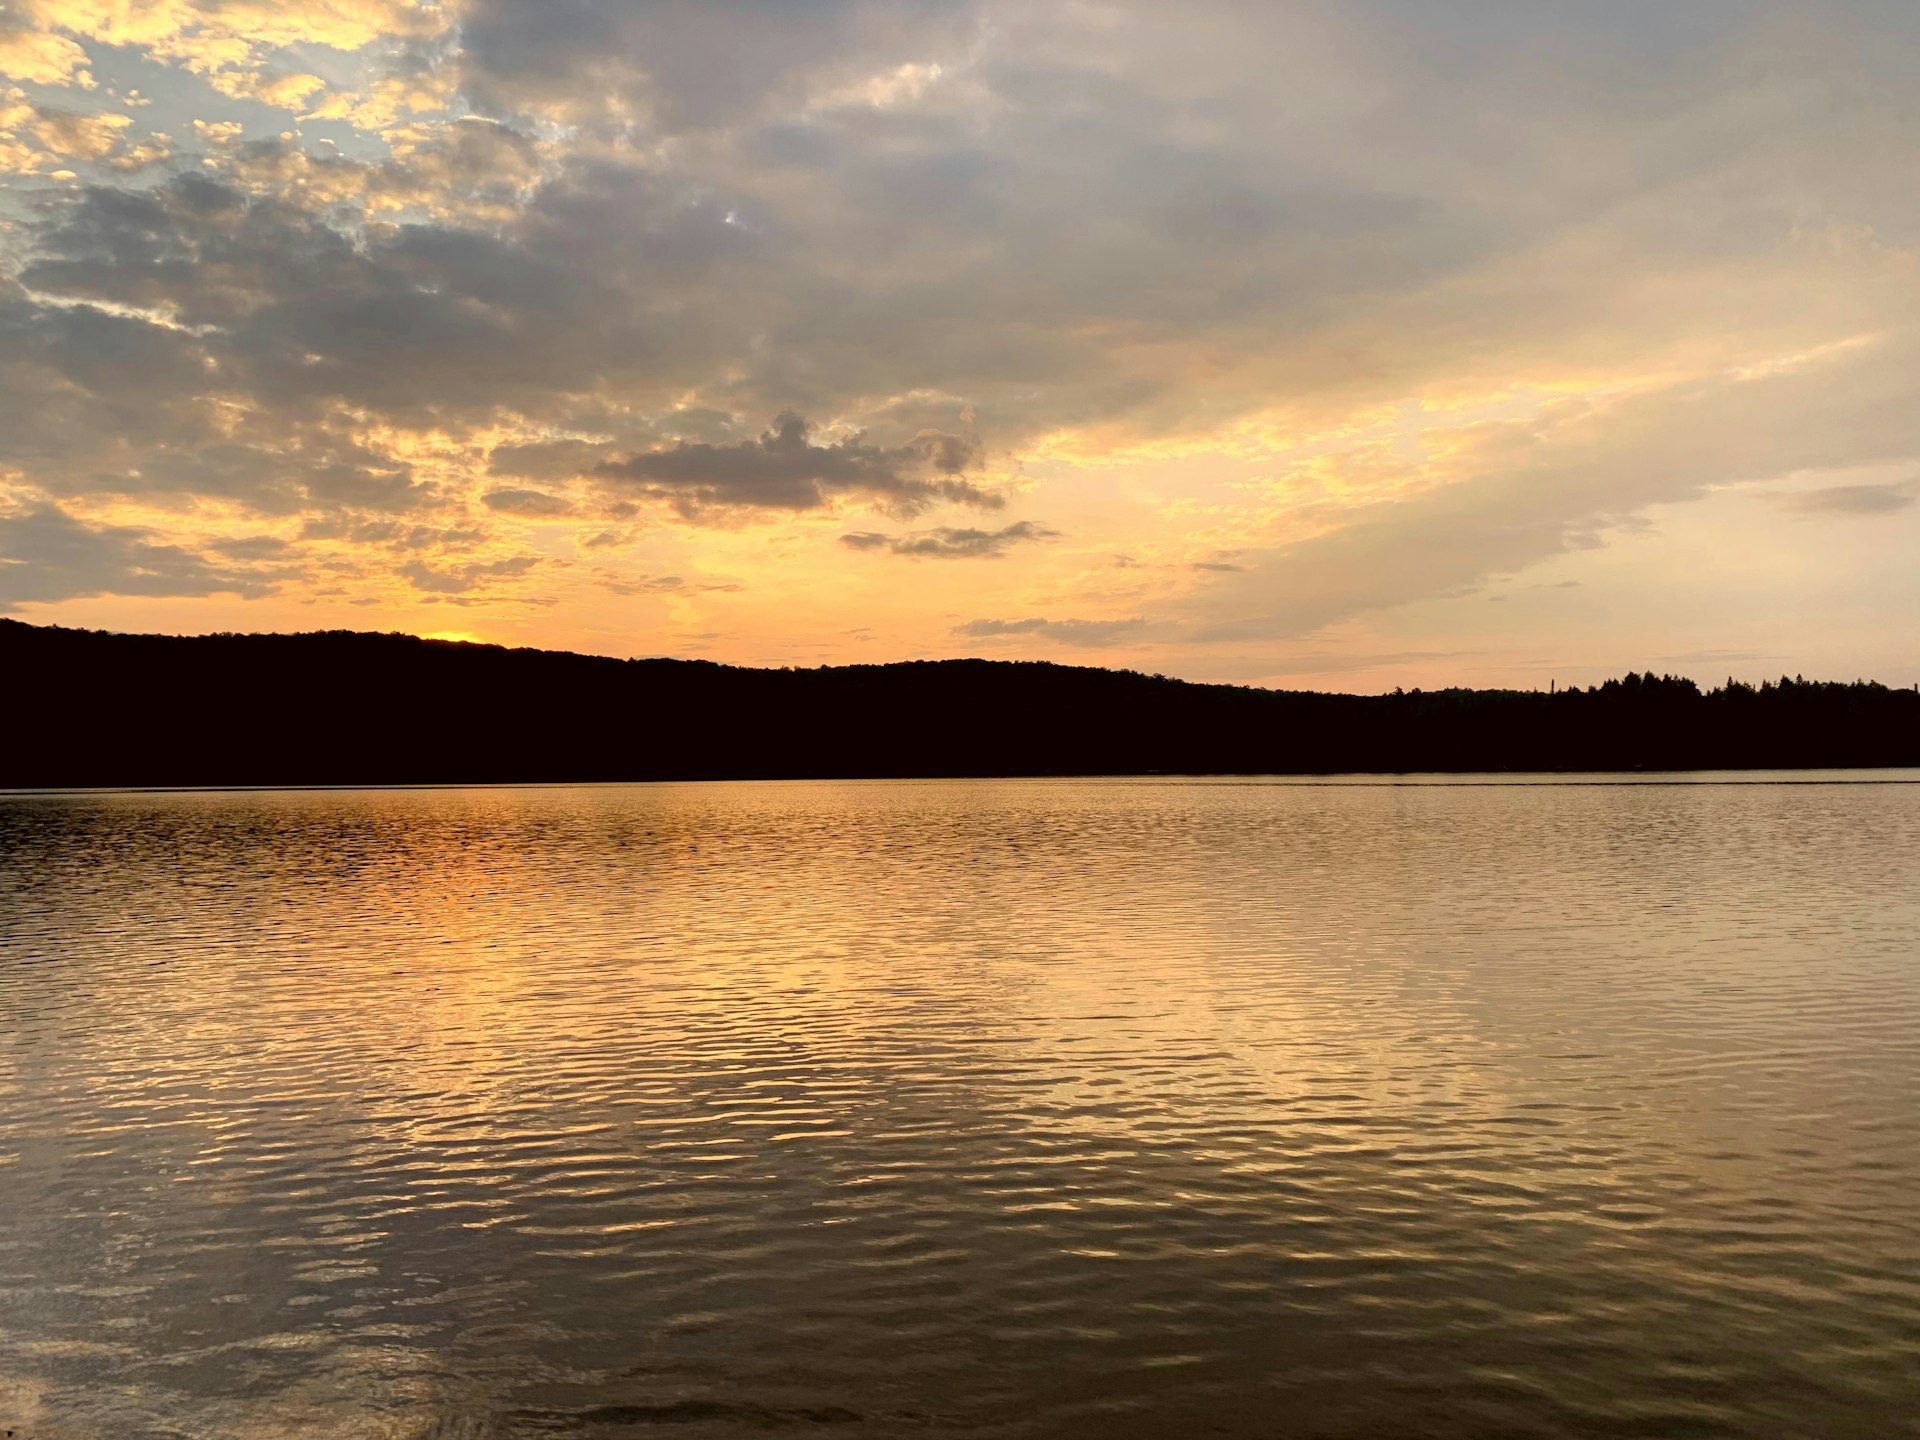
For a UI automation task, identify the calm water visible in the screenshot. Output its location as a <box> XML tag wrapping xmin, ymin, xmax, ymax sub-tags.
<box><xmin>3</xmin><ymin>777</ymin><xmax>1918</xmax><ymax>1440</ymax></box>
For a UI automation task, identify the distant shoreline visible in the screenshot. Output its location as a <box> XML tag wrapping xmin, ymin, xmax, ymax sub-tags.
<box><xmin>6</xmin><ymin>619</ymin><xmax>1917</xmax><ymax>787</ymax></box>
<box><xmin>7</xmin><ymin>770</ymin><xmax>1920</xmax><ymax>800</ymax></box>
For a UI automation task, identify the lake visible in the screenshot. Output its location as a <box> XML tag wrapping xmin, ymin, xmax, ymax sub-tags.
<box><xmin>2</xmin><ymin>776</ymin><xmax>1917</xmax><ymax>1439</ymax></box>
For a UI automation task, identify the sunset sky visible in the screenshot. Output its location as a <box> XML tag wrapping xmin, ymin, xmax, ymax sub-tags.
<box><xmin>2</xmin><ymin>0</ymin><xmax>1916</xmax><ymax>690</ymax></box>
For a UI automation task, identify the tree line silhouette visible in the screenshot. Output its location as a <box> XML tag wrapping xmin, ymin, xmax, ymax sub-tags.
<box><xmin>3</xmin><ymin>618</ymin><xmax>1914</xmax><ymax>786</ymax></box>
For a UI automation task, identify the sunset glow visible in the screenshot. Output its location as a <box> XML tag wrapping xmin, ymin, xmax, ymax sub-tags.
<box><xmin>2</xmin><ymin>2</ymin><xmax>1916</xmax><ymax>688</ymax></box>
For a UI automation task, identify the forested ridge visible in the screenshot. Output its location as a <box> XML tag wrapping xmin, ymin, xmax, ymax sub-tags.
<box><xmin>3</xmin><ymin>618</ymin><xmax>1914</xmax><ymax>786</ymax></box>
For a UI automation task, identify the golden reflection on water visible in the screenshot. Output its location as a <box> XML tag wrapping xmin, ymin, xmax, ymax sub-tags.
<box><xmin>2</xmin><ymin>777</ymin><xmax>1919</xmax><ymax>1439</ymax></box>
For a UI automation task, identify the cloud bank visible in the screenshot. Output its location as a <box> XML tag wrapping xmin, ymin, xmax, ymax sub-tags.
<box><xmin>841</xmin><ymin>521</ymin><xmax>1056</xmax><ymax>559</ymax></box>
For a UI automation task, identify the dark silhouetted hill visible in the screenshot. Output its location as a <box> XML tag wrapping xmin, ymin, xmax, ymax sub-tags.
<box><xmin>2</xmin><ymin>618</ymin><xmax>1915</xmax><ymax>786</ymax></box>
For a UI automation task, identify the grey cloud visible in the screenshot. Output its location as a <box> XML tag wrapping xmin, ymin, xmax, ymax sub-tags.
<box><xmin>1776</xmin><ymin>480</ymin><xmax>1917</xmax><ymax>515</ymax></box>
<box><xmin>0</xmin><ymin>18</ymin><xmax>1593</xmax><ymax>495</ymax></box>
<box><xmin>17</xmin><ymin>6</ymin><xmax>1920</xmax><ymax>478</ymax></box>
<box><xmin>957</xmin><ymin>616</ymin><xmax>1146</xmax><ymax>647</ymax></box>
<box><xmin>11</xmin><ymin>3</ymin><xmax>1916</xmax><ymax>496</ymax></box>
<box><xmin>123</xmin><ymin>444</ymin><xmax>428</xmax><ymax>516</ymax></box>
<box><xmin>483</xmin><ymin>487</ymin><xmax>576</xmax><ymax>517</ymax></box>
<box><xmin>183</xmin><ymin>122</ymin><xmax>546</xmax><ymax>240</ymax></box>
<box><xmin>16</xmin><ymin>172</ymin><xmax>696</xmax><ymax>433</ymax></box>
<box><xmin>299</xmin><ymin>459</ymin><xmax>433</xmax><ymax>513</ymax></box>
<box><xmin>598</xmin><ymin>573</ymin><xmax>684</xmax><ymax>595</ymax></box>
<box><xmin>300</xmin><ymin>519</ymin><xmax>488</xmax><ymax>551</ymax></box>
<box><xmin>0</xmin><ymin>270</ymin><xmax>431</xmax><ymax>522</ymax></box>
<box><xmin>916</xmin><ymin>431</ymin><xmax>979</xmax><ymax>475</ymax></box>
<box><xmin>595</xmin><ymin>412</ymin><xmax>995</xmax><ymax>517</ymax></box>
<box><xmin>400</xmin><ymin>555</ymin><xmax>544</xmax><ymax>595</ymax></box>
<box><xmin>206</xmin><ymin>536</ymin><xmax>291</xmax><ymax>559</ymax></box>
<box><xmin>489</xmin><ymin>438</ymin><xmax>620</xmax><ymax>481</ymax></box>
<box><xmin>381</xmin><ymin>118</ymin><xmax>545</xmax><ymax>203</ymax></box>
<box><xmin>839</xmin><ymin>520</ymin><xmax>1055</xmax><ymax>558</ymax></box>
<box><xmin>0</xmin><ymin>287</ymin><xmax>222</xmax><ymax>480</ymax></box>
<box><xmin>597</xmin><ymin>573</ymin><xmax>743</xmax><ymax>596</ymax></box>
<box><xmin>0</xmin><ymin>504</ymin><xmax>279</xmax><ymax>610</ymax></box>
<box><xmin>459</xmin><ymin>0</ymin><xmax>977</xmax><ymax>131</ymax></box>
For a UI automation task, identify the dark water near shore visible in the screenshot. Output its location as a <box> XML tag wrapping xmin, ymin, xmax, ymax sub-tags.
<box><xmin>3</xmin><ymin>776</ymin><xmax>1918</xmax><ymax>1439</ymax></box>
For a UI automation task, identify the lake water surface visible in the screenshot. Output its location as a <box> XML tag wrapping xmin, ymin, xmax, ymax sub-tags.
<box><xmin>3</xmin><ymin>777</ymin><xmax>1918</xmax><ymax>1439</ymax></box>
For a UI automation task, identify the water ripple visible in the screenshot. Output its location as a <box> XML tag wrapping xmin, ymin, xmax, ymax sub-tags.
<box><xmin>2</xmin><ymin>776</ymin><xmax>1918</xmax><ymax>1438</ymax></box>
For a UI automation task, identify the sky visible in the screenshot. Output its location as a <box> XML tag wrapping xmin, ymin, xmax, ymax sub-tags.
<box><xmin>1</xmin><ymin>0</ymin><xmax>1917</xmax><ymax>691</ymax></box>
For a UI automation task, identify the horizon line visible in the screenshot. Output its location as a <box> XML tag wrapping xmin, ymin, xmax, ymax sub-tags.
<box><xmin>3</xmin><ymin>616</ymin><xmax>1915</xmax><ymax>698</ymax></box>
